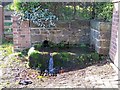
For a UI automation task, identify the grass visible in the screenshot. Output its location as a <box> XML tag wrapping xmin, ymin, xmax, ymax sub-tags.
<box><xmin>0</xmin><ymin>42</ymin><xmax>27</xmax><ymax>68</ymax></box>
<box><xmin>0</xmin><ymin>42</ymin><xmax>13</xmax><ymax>57</ymax></box>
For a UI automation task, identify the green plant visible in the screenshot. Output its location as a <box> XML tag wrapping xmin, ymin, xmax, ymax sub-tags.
<box><xmin>14</xmin><ymin>2</ymin><xmax>113</xmax><ymax>21</ymax></box>
<box><xmin>57</xmin><ymin>41</ymin><xmax>66</xmax><ymax>49</ymax></box>
<box><xmin>18</xmin><ymin>52</ymin><xmax>23</xmax><ymax>57</ymax></box>
<box><xmin>29</xmin><ymin>50</ymin><xmax>40</xmax><ymax>68</ymax></box>
<box><xmin>91</xmin><ymin>52</ymin><xmax>99</xmax><ymax>62</ymax></box>
<box><xmin>53</xmin><ymin>52</ymin><xmax>76</xmax><ymax>68</ymax></box>
<box><xmin>4</xmin><ymin>3</ymin><xmax>15</xmax><ymax>11</ymax></box>
<box><xmin>34</xmin><ymin>44</ymin><xmax>42</xmax><ymax>50</ymax></box>
<box><xmin>80</xmin><ymin>43</ymin><xmax>87</xmax><ymax>48</ymax></box>
<box><xmin>21</xmin><ymin>48</ymin><xmax>29</xmax><ymax>56</ymax></box>
<box><xmin>59</xmin><ymin>52</ymin><xmax>71</xmax><ymax>62</ymax></box>
<box><xmin>14</xmin><ymin>2</ymin><xmax>58</xmax><ymax>28</ymax></box>
<box><xmin>0</xmin><ymin>43</ymin><xmax>13</xmax><ymax>56</ymax></box>
<box><xmin>53</xmin><ymin>54</ymin><xmax>63</xmax><ymax>68</ymax></box>
<box><xmin>48</xmin><ymin>41</ymin><xmax>57</xmax><ymax>48</ymax></box>
<box><xmin>94</xmin><ymin>2</ymin><xmax>113</xmax><ymax>21</ymax></box>
<box><xmin>28</xmin><ymin>50</ymin><xmax>49</xmax><ymax>70</ymax></box>
<box><xmin>76</xmin><ymin>56</ymin><xmax>84</xmax><ymax>65</ymax></box>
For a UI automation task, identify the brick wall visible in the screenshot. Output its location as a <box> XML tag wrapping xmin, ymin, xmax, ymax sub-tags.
<box><xmin>12</xmin><ymin>15</ymin><xmax>31</xmax><ymax>51</ymax></box>
<box><xmin>0</xmin><ymin>5</ymin><xmax>4</xmax><ymax>44</ymax></box>
<box><xmin>109</xmin><ymin>2</ymin><xmax>119</xmax><ymax>67</ymax></box>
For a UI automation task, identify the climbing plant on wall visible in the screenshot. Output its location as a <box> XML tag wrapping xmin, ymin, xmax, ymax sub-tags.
<box><xmin>14</xmin><ymin>2</ymin><xmax>58</xmax><ymax>28</ymax></box>
<box><xmin>13</xmin><ymin>1</ymin><xmax>114</xmax><ymax>28</ymax></box>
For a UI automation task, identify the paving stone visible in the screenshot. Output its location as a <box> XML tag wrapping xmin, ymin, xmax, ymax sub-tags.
<box><xmin>104</xmin><ymin>82</ymin><xmax>113</xmax><ymax>88</ymax></box>
<box><xmin>112</xmin><ymin>88</ymin><xmax>119</xmax><ymax>90</ymax></box>
<box><xmin>111</xmin><ymin>85</ymin><xmax>118</xmax><ymax>88</ymax></box>
<box><xmin>94</xmin><ymin>89</ymin><xmax>114</xmax><ymax>90</ymax></box>
<box><xmin>86</xmin><ymin>88</ymin><xmax>94</xmax><ymax>90</ymax></box>
<box><xmin>110</xmin><ymin>81</ymin><xmax>118</xmax><ymax>85</ymax></box>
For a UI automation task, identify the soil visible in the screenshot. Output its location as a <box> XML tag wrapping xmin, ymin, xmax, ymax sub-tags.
<box><xmin>0</xmin><ymin>54</ymin><xmax>117</xmax><ymax>88</ymax></box>
<box><xmin>37</xmin><ymin>46</ymin><xmax>92</xmax><ymax>55</ymax></box>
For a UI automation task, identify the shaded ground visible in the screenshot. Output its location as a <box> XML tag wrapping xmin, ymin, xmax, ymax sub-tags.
<box><xmin>0</xmin><ymin>53</ymin><xmax>118</xmax><ymax>88</ymax></box>
<box><xmin>36</xmin><ymin>46</ymin><xmax>92</xmax><ymax>56</ymax></box>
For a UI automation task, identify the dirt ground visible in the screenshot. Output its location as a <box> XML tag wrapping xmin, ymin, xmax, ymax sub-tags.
<box><xmin>0</xmin><ymin>53</ymin><xmax>118</xmax><ymax>88</ymax></box>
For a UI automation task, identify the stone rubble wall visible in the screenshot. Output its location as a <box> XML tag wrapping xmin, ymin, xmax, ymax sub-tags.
<box><xmin>30</xmin><ymin>20</ymin><xmax>90</xmax><ymax>45</ymax></box>
<box><xmin>12</xmin><ymin>15</ymin><xmax>112</xmax><ymax>53</ymax></box>
<box><xmin>12</xmin><ymin>18</ymin><xmax>90</xmax><ymax>51</ymax></box>
<box><xmin>90</xmin><ymin>20</ymin><xmax>111</xmax><ymax>55</ymax></box>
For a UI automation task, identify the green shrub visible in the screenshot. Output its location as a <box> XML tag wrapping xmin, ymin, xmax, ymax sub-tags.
<box><xmin>91</xmin><ymin>52</ymin><xmax>99</xmax><ymax>62</ymax></box>
<box><xmin>18</xmin><ymin>52</ymin><xmax>24</xmax><ymax>57</ymax></box>
<box><xmin>21</xmin><ymin>48</ymin><xmax>29</xmax><ymax>56</ymax></box>
<box><xmin>76</xmin><ymin>56</ymin><xmax>84</xmax><ymax>65</ymax></box>
<box><xmin>29</xmin><ymin>50</ymin><xmax>40</xmax><ymax>68</ymax></box>
<box><xmin>59</xmin><ymin>52</ymin><xmax>70</xmax><ymax>61</ymax></box>
<box><xmin>28</xmin><ymin>50</ymin><xmax>49</xmax><ymax>70</ymax></box>
<box><xmin>57</xmin><ymin>42</ymin><xmax>65</xmax><ymax>49</ymax></box>
<box><xmin>54</xmin><ymin>52</ymin><xmax>77</xmax><ymax>68</ymax></box>
<box><xmin>53</xmin><ymin>54</ymin><xmax>63</xmax><ymax>68</ymax></box>
<box><xmin>34</xmin><ymin>44</ymin><xmax>42</xmax><ymax>50</ymax></box>
<box><xmin>48</xmin><ymin>41</ymin><xmax>57</xmax><ymax>48</ymax></box>
<box><xmin>28</xmin><ymin>48</ymin><xmax>101</xmax><ymax>70</ymax></box>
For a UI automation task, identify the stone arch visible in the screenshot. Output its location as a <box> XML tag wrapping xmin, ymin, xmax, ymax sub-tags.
<box><xmin>42</xmin><ymin>40</ymin><xmax>50</xmax><ymax>47</ymax></box>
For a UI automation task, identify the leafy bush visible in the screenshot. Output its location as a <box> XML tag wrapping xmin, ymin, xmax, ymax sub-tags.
<box><xmin>48</xmin><ymin>41</ymin><xmax>57</xmax><ymax>48</ymax></box>
<box><xmin>28</xmin><ymin>46</ymin><xmax>102</xmax><ymax>70</ymax></box>
<box><xmin>34</xmin><ymin>44</ymin><xmax>42</xmax><ymax>50</ymax></box>
<box><xmin>53</xmin><ymin>52</ymin><xmax>76</xmax><ymax>68</ymax></box>
<box><xmin>27</xmin><ymin>8</ymin><xmax>58</xmax><ymax>28</ymax></box>
<box><xmin>94</xmin><ymin>2</ymin><xmax>113</xmax><ymax>21</ymax></box>
<box><xmin>53</xmin><ymin>54</ymin><xmax>63</xmax><ymax>68</ymax></box>
<box><xmin>91</xmin><ymin>52</ymin><xmax>99</xmax><ymax>62</ymax></box>
<box><xmin>18</xmin><ymin>52</ymin><xmax>24</xmax><ymax>57</ymax></box>
<box><xmin>14</xmin><ymin>2</ymin><xmax>58</xmax><ymax>28</ymax></box>
<box><xmin>76</xmin><ymin>52</ymin><xmax>100</xmax><ymax>66</ymax></box>
<box><xmin>28</xmin><ymin>50</ymin><xmax>49</xmax><ymax>70</ymax></box>
<box><xmin>14</xmin><ymin>2</ymin><xmax>113</xmax><ymax>21</ymax></box>
<box><xmin>29</xmin><ymin>50</ymin><xmax>40</xmax><ymax>68</ymax></box>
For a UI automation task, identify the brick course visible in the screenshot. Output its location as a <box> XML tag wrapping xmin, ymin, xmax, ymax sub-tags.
<box><xmin>109</xmin><ymin>2</ymin><xmax>119</xmax><ymax>67</ymax></box>
<box><xmin>12</xmin><ymin>15</ymin><xmax>31</xmax><ymax>51</ymax></box>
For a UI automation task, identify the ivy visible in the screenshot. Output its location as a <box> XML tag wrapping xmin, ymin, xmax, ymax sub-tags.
<box><xmin>14</xmin><ymin>2</ymin><xmax>58</xmax><ymax>28</ymax></box>
<box><xmin>13</xmin><ymin>2</ymin><xmax>113</xmax><ymax>23</ymax></box>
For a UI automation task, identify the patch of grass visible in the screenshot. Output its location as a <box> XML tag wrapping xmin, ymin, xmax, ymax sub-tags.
<box><xmin>0</xmin><ymin>43</ymin><xmax>13</xmax><ymax>56</ymax></box>
<box><xmin>0</xmin><ymin>64</ymin><xmax>7</xmax><ymax>68</ymax></box>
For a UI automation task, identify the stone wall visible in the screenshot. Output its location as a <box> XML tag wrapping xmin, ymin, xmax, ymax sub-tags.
<box><xmin>12</xmin><ymin>17</ymin><xmax>90</xmax><ymax>51</ymax></box>
<box><xmin>0</xmin><ymin>5</ymin><xmax>4</xmax><ymax>44</ymax></box>
<box><xmin>109</xmin><ymin>1</ymin><xmax>119</xmax><ymax>68</ymax></box>
<box><xmin>30</xmin><ymin>20</ymin><xmax>90</xmax><ymax>45</ymax></box>
<box><xmin>90</xmin><ymin>20</ymin><xmax>111</xmax><ymax>55</ymax></box>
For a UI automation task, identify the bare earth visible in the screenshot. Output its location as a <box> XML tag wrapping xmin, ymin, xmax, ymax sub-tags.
<box><xmin>0</xmin><ymin>54</ymin><xmax>118</xmax><ymax>89</ymax></box>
